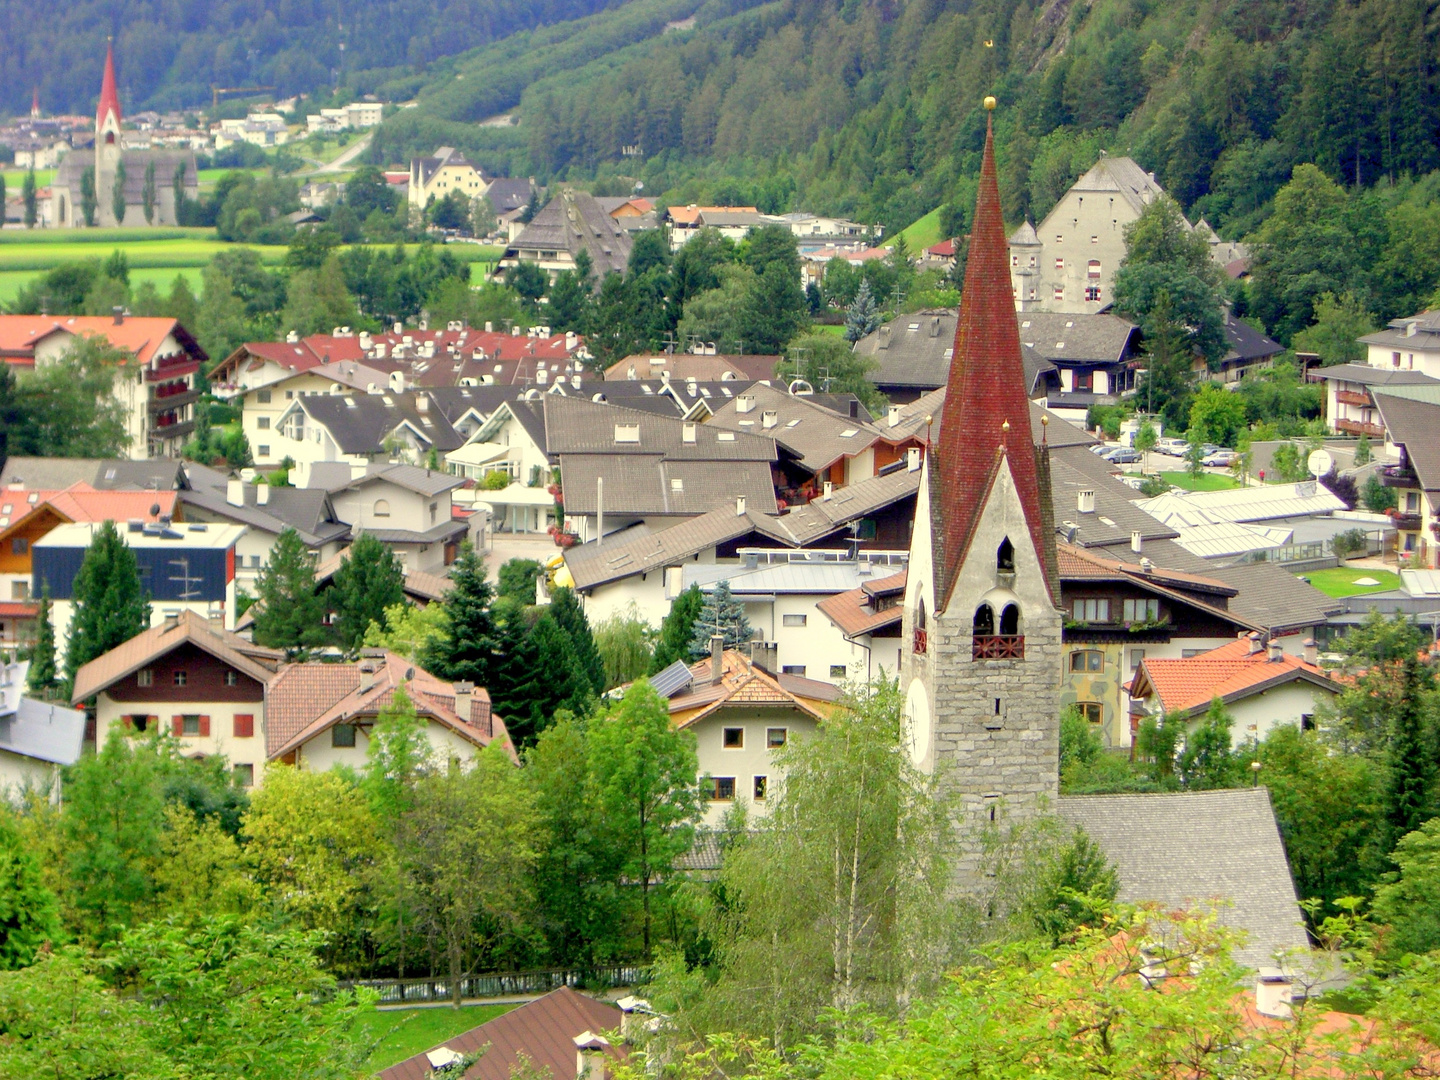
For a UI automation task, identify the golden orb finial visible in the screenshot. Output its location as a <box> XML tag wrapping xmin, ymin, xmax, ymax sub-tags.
<box><xmin>984</xmin><ymin>95</ymin><xmax>997</xmax><ymax>111</ymax></box>
<box><xmin>1041</xmin><ymin>415</ymin><xmax>1049</xmax><ymax>426</ymax></box>
<box><xmin>1001</xmin><ymin>419</ymin><xmax>1010</xmax><ymax>432</ymax></box>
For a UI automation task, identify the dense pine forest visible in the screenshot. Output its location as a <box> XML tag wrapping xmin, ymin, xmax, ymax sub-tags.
<box><xmin>0</xmin><ymin>0</ymin><xmax>625</xmax><ymax>115</ymax></box>
<box><xmin>374</xmin><ymin>0</ymin><xmax>1440</xmax><ymax>247</ymax></box>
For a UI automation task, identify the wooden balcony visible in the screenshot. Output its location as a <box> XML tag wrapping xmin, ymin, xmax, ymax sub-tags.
<box><xmin>973</xmin><ymin>634</ymin><xmax>1025</xmax><ymax>660</ymax></box>
<box><xmin>1335</xmin><ymin>390</ymin><xmax>1371</xmax><ymax>407</ymax></box>
<box><xmin>1336</xmin><ymin>418</ymin><xmax>1386</xmax><ymax>438</ymax></box>
<box><xmin>1381</xmin><ymin>464</ymin><xmax>1419</xmax><ymax>489</ymax></box>
<box><xmin>1395</xmin><ymin>513</ymin><xmax>1423</xmax><ymax>531</ymax></box>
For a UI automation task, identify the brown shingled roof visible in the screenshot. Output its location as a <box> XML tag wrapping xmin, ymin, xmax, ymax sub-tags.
<box><xmin>71</xmin><ymin>611</ymin><xmax>283</xmax><ymax>705</ymax></box>
<box><xmin>264</xmin><ymin>651</ymin><xmax>513</xmax><ymax>761</ymax></box>
<box><xmin>665</xmin><ymin>649</ymin><xmax>839</xmax><ymax>725</ymax></box>
<box><xmin>377</xmin><ymin>987</ymin><xmax>624</xmax><ymax>1080</ymax></box>
<box><xmin>816</xmin><ymin>570</ymin><xmax>907</xmax><ymax>638</ymax></box>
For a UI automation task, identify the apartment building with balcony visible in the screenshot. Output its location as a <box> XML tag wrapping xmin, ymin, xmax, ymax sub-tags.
<box><xmin>0</xmin><ymin>313</ymin><xmax>206</xmax><ymax>459</ymax></box>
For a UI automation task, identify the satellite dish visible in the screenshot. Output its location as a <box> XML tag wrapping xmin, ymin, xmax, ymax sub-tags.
<box><xmin>1307</xmin><ymin>449</ymin><xmax>1334</xmax><ymax>478</ymax></box>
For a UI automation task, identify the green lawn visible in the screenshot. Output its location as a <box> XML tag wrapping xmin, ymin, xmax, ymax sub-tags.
<box><xmin>1</xmin><ymin>168</ymin><xmax>56</xmax><ymax>189</ymax></box>
<box><xmin>358</xmin><ymin>1002</ymin><xmax>514</xmax><ymax>1071</ymax></box>
<box><xmin>810</xmin><ymin>323</ymin><xmax>847</xmax><ymax>337</ymax></box>
<box><xmin>1160</xmin><ymin>471</ymin><xmax>1240</xmax><ymax>491</ymax></box>
<box><xmin>1296</xmin><ymin>567</ymin><xmax>1401</xmax><ymax>598</ymax></box>
<box><xmin>886</xmin><ymin>207</ymin><xmax>942</xmax><ymax>252</ymax></box>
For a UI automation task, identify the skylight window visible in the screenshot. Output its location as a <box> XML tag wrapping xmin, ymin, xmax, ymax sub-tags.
<box><xmin>671</xmin><ymin>478</ymin><xmax>684</xmax><ymax>492</ymax></box>
<box><xmin>717</xmin><ymin>432</ymin><xmax>736</xmax><ymax>441</ymax></box>
<box><xmin>840</xmin><ymin>428</ymin><xmax>858</xmax><ymax>438</ymax></box>
<box><xmin>786</xmin><ymin>419</ymin><xmax>801</xmax><ymax>427</ymax></box>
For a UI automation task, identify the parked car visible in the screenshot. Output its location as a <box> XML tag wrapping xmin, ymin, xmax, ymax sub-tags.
<box><xmin>1090</xmin><ymin>442</ymin><xmax>1118</xmax><ymax>455</ymax></box>
<box><xmin>1202</xmin><ymin>450</ymin><xmax>1240</xmax><ymax>467</ymax></box>
<box><xmin>1105</xmin><ymin>448</ymin><xmax>1144</xmax><ymax>464</ymax></box>
<box><xmin>1156</xmin><ymin>437</ymin><xmax>1189</xmax><ymax>455</ymax></box>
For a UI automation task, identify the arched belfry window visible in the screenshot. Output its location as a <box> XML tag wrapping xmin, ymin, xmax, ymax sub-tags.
<box><xmin>997</xmin><ymin>537</ymin><xmax>1015</xmax><ymax>572</ymax></box>
<box><xmin>913</xmin><ymin>595</ymin><xmax>929</xmax><ymax>654</ymax></box>
<box><xmin>973</xmin><ymin>603</ymin><xmax>995</xmax><ymax>636</ymax></box>
<box><xmin>916</xmin><ymin>598</ymin><xmax>927</xmax><ymax>629</ymax></box>
<box><xmin>1000</xmin><ymin>603</ymin><xmax>1020</xmax><ymax>635</ymax></box>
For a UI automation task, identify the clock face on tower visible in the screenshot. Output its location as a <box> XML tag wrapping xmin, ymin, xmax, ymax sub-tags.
<box><xmin>904</xmin><ymin>677</ymin><xmax>931</xmax><ymax>768</ymax></box>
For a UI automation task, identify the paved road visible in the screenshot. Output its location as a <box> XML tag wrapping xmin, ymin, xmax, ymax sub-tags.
<box><xmin>309</xmin><ymin>133</ymin><xmax>373</xmax><ymax>175</ymax></box>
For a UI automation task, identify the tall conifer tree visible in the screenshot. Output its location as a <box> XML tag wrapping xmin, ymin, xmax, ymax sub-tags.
<box><xmin>330</xmin><ymin>533</ymin><xmax>406</xmax><ymax>651</ymax></box>
<box><xmin>26</xmin><ymin>590</ymin><xmax>57</xmax><ymax>697</ymax></box>
<box><xmin>252</xmin><ymin>527</ymin><xmax>328</xmax><ymax>657</ymax></box>
<box><xmin>64</xmin><ymin>520</ymin><xmax>150</xmax><ymax>697</ymax></box>
<box><xmin>423</xmin><ymin>541</ymin><xmax>496</xmax><ymax>688</ymax></box>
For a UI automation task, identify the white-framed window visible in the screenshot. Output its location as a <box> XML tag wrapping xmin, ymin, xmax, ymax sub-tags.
<box><xmin>1072</xmin><ymin>598</ymin><xmax>1110</xmax><ymax>622</ymax></box>
<box><xmin>224</xmin><ymin>670</ymin><xmax>239</xmax><ymax>686</ymax></box>
<box><xmin>258</xmin><ymin>445</ymin><xmax>270</xmax><ymax>457</ymax></box>
<box><xmin>1085</xmin><ymin>285</ymin><xmax>1102</xmax><ymax>302</ymax></box>
<box><xmin>1123</xmin><ymin>598</ymin><xmax>1160</xmax><ymax>622</ymax></box>
<box><xmin>781</xmin><ymin>614</ymin><xmax>807</xmax><ymax>627</ymax></box>
<box><xmin>256</xmin><ymin>416</ymin><xmax>270</xmax><ymax>429</ymax></box>
<box><xmin>137</xmin><ymin>668</ymin><xmax>153</xmax><ymax>687</ymax></box>
<box><xmin>173</xmin><ymin>670</ymin><xmax>188</xmax><ymax>687</ymax></box>
<box><xmin>830</xmin><ymin>664</ymin><xmax>847</xmax><ymax>679</ymax></box>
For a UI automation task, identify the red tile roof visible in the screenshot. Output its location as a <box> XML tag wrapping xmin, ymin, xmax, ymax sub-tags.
<box><xmin>0</xmin><ymin>315</ymin><xmax>196</xmax><ymax>369</ymax></box>
<box><xmin>377</xmin><ymin>987</ymin><xmax>624</xmax><ymax>1080</ymax></box>
<box><xmin>816</xmin><ymin>570</ymin><xmax>907</xmax><ymax>637</ymax></box>
<box><xmin>0</xmin><ymin>602</ymin><xmax>38</xmax><ymax>619</ymax></box>
<box><xmin>0</xmin><ymin>484</ymin><xmax>176</xmax><ymax>538</ymax></box>
<box><xmin>1130</xmin><ymin>637</ymin><xmax>1339</xmax><ymax>718</ymax></box>
<box><xmin>264</xmin><ymin>651</ymin><xmax>514</xmax><ymax>761</ymax></box>
<box><xmin>932</xmin><ymin>108</ymin><xmax>1054</xmax><ymax>608</ymax></box>
<box><xmin>928</xmin><ymin>238</ymin><xmax>956</xmax><ymax>257</ymax></box>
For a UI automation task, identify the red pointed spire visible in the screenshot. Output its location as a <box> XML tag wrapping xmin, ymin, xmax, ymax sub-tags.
<box><xmin>97</xmin><ymin>42</ymin><xmax>122</xmax><ymax>129</ymax></box>
<box><xmin>931</xmin><ymin>99</ymin><xmax>1054</xmax><ymax>608</ymax></box>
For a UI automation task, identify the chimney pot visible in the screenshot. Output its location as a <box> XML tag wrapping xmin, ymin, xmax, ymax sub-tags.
<box><xmin>907</xmin><ymin>447</ymin><xmax>921</xmax><ymax>472</ymax></box>
<box><xmin>257</xmin><ymin>482</ymin><xmax>270</xmax><ymax>505</ymax></box>
<box><xmin>1131</xmin><ymin>530</ymin><xmax>1142</xmax><ymax>554</ymax></box>
<box><xmin>163</xmin><ymin>612</ymin><xmax>180</xmax><ymax>629</ymax></box>
<box><xmin>1255</xmin><ymin>969</ymin><xmax>1293</xmax><ymax>1019</ymax></box>
<box><xmin>1268</xmin><ymin>640</ymin><xmax>1284</xmax><ymax>662</ymax></box>
<box><xmin>1302</xmin><ymin>637</ymin><xmax>1318</xmax><ymax>665</ymax></box>
<box><xmin>1248</xmin><ymin>632</ymin><xmax>1264</xmax><ymax>655</ymax></box>
<box><xmin>112</xmin><ymin>305</ymin><xmax>124</xmax><ymax>325</ymax></box>
<box><xmin>823</xmin><ymin>481</ymin><xmax>833</xmax><ymax>500</ymax></box>
<box><xmin>1077</xmin><ymin>490</ymin><xmax>1095</xmax><ymax>514</ymax></box>
<box><xmin>226</xmin><ymin>479</ymin><xmax>244</xmax><ymax>507</ymax></box>
<box><xmin>736</xmin><ymin>495</ymin><xmax>746</xmax><ymax>516</ymax></box>
<box><xmin>710</xmin><ymin>635</ymin><xmax>724</xmax><ymax>685</ymax></box>
<box><xmin>888</xmin><ymin>404</ymin><xmax>901</xmax><ymax>427</ymax></box>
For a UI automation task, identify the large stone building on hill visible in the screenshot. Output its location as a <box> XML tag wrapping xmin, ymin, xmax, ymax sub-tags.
<box><xmin>50</xmin><ymin>46</ymin><xmax>199</xmax><ymax>229</ymax></box>
<box><xmin>900</xmin><ymin>101</ymin><xmax>1064</xmax><ymax>887</ymax></box>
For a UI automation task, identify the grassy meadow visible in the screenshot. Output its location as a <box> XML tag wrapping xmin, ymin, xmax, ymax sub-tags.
<box><xmin>0</xmin><ymin>226</ymin><xmax>503</xmax><ymax>303</ymax></box>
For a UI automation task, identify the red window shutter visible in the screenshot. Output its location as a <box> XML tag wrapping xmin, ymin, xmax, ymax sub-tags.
<box><xmin>233</xmin><ymin>714</ymin><xmax>254</xmax><ymax>738</ymax></box>
<box><xmin>199</xmin><ymin>715</ymin><xmax>211</xmax><ymax>737</ymax></box>
<box><xmin>172</xmin><ymin>716</ymin><xmax>184</xmax><ymax>737</ymax></box>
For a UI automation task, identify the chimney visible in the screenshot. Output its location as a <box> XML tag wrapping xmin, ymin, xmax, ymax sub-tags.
<box><xmin>1247</xmin><ymin>632</ymin><xmax>1264</xmax><ymax>655</ymax></box>
<box><xmin>878</xmin><ymin>326</ymin><xmax>891</xmax><ymax>349</ymax></box>
<box><xmin>1303</xmin><ymin>637</ymin><xmax>1318</xmax><ymax>665</ymax></box>
<box><xmin>574</xmin><ymin>1032</ymin><xmax>610</xmax><ymax>1080</ymax></box>
<box><xmin>888</xmin><ymin>404</ymin><xmax>901</xmax><ymax>428</ymax></box>
<box><xmin>454</xmin><ymin>680</ymin><xmax>474</xmax><ymax>723</ymax></box>
<box><xmin>571</xmin><ymin>373</ymin><xmax>581</xmax><ymax>389</ymax></box>
<box><xmin>226</xmin><ymin>479</ymin><xmax>244</xmax><ymax>507</ymax></box>
<box><xmin>682</xmin><ymin>422</ymin><xmax>697</xmax><ymax>444</ymax></box>
<box><xmin>1268</xmin><ymin>639</ymin><xmax>1284</xmax><ymax>663</ymax></box>
<box><xmin>257</xmin><ymin>483</ymin><xmax>271</xmax><ymax>505</ymax></box>
<box><xmin>112</xmin><ymin>305</ymin><xmax>124</xmax><ymax>325</ymax></box>
<box><xmin>762</xmin><ymin>409</ymin><xmax>778</xmax><ymax>429</ymax></box>
<box><xmin>710</xmin><ymin>634</ymin><xmax>725</xmax><ymax>685</ymax></box>
<box><xmin>1131</xmin><ymin>530</ymin><xmax>1142</xmax><ymax>554</ymax></box>
<box><xmin>907</xmin><ymin>447</ymin><xmax>921</xmax><ymax>472</ymax></box>
<box><xmin>163</xmin><ymin>612</ymin><xmax>180</xmax><ymax>630</ymax></box>
<box><xmin>823</xmin><ymin>481</ymin><xmax>833</xmax><ymax>500</ymax></box>
<box><xmin>616</xmin><ymin>996</ymin><xmax>653</xmax><ymax>1043</ymax></box>
<box><xmin>1255</xmin><ymin>969</ymin><xmax>1293</xmax><ymax>1019</ymax></box>
<box><xmin>737</xmin><ymin>394</ymin><xmax>755</xmax><ymax>414</ymax></box>
<box><xmin>736</xmin><ymin>495</ymin><xmax>746</xmax><ymax>516</ymax></box>
<box><xmin>416</xmin><ymin>395</ymin><xmax>428</xmax><ymax>412</ymax></box>
<box><xmin>1077</xmin><ymin>490</ymin><xmax>1095</xmax><ymax>513</ymax></box>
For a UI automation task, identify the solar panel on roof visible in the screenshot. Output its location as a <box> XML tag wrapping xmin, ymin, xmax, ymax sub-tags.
<box><xmin>649</xmin><ymin>659</ymin><xmax>695</xmax><ymax>699</ymax></box>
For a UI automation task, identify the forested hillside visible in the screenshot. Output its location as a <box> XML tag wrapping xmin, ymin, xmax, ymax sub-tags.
<box><xmin>377</xmin><ymin>0</ymin><xmax>1438</xmax><ymax>247</ymax></box>
<box><xmin>0</xmin><ymin>0</ymin><xmax>625</xmax><ymax>116</ymax></box>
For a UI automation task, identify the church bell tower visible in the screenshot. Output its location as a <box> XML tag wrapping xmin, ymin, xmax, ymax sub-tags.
<box><xmin>900</xmin><ymin>97</ymin><xmax>1063</xmax><ymax>886</ymax></box>
<box><xmin>96</xmin><ymin>43</ymin><xmax>124</xmax><ymax>226</ymax></box>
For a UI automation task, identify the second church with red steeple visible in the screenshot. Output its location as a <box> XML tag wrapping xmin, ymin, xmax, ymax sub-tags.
<box><xmin>899</xmin><ymin>96</ymin><xmax>1063</xmax><ymax>887</ymax></box>
<box><xmin>52</xmin><ymin>44</ymin><xmax>200</xmax><ymax>228</ymax></box>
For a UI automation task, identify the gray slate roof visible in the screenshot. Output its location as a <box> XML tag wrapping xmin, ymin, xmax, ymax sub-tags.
<box><xmin>884</xmin><ymin>388</ymin><xmax>1096</xmax><ymax>450</ymax></box>
<box><xmin>179</xmin><ymin>484</ymin><xmax>349</xmax><ymax>547</ymax></box>
<box><xmin>1017</xmin><ymin>312</ymin><xmax>1138</xmax><ymax>365</ymax></box>
<box><xmin>1223</xmin><ymin>312</ymin><xmax>1283</xmax><ymax>363</ymax></box>
<box><xmin>704</xmin><ymin>383</ymin><xmax>883</xmax><ymax>473</ymax></box>
<box><xmin>1050</xmin><ymin>446</ymin><xmax>1181</xmax><ymax>549</ymax></box>
<box><xmin>1359</xmin><ymin>308</ymin><xmax>1440</xmax><ymax>349</ymax></box>
<box><xmin>1057</xmin><ymin>788</ymin><xmax>1311</xmax><ymax>971</ymax></box>
<box><xmin>1371</xmin><ymin>392</ymin><xmax>1440</xmax><ymax>492</ymax></box>
<box><xmin>341</xmin><ymin>462</ymin><xmax>465</xmax><ymax>497</ymax></box>
<box><xmin>484</xmin><ymin>177</ymin><xmax>534</xmax><ymax>214</ymax></box>
<box><xmin>854</xmin><ymin>309</ymin><xmax>1056</xmax><ymax>393</ymax></box>
<box><xmin>505</xmin><ymin>189</ymin><xmax>633</xmax><ymax>276</ymax></box>
<box><xmin>1203</xmin><ymin>561</ymin><xmax>1340</xmax><ymax>632</ymax></box>
<box><xmin>1309</xmin><ymin>364</ymin><xmax>1440</xmax><ymax>388</ymax></box>
<box><xmin>560</xmin><ymin>455</ymin><xmax>778</xmax><ymax>518</ymax></box>
<box><xmin>544</xmin><ymin>395</ymin><xmax>776</xmax><ymax>461</ymax></box>
<box><xmin>0</xmin><ymin>697</ymin><xmax>87</xmax><ymax>768</ymax></box>
<box><xmin>297</xmin><ymin>393</ymin><xmax>464</xmax><ymax>455</ymax></box>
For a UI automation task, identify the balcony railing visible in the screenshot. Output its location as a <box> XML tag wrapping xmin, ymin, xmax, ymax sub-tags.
<box><xmin>1336</xmin><ymin>418</ymin><xmax>1386</xmax><ymax>438</ymax></box>
<box><xmin>913</xmin><ymin>627</ymin><xmax>927</xmax><ymax>654</ymax></box>
<box><xmin>973</xmin><ymin>634</ymin><xmax>1025</xmax><ymax>660</ymax></box>
<box><xmin>1394</xmin><ymin>512</ymin><xmax>1423</xmax><ymax>531</ymax></box>
<box><xmin>1381</xmin><ymin>464</ymin><xmax>1419</xmax><ymax>489</ymax></box>
<box><xmin>1335</xmin><ymin>390</ymin><xmax>1371</xmax><ymax>407</ymax></box>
